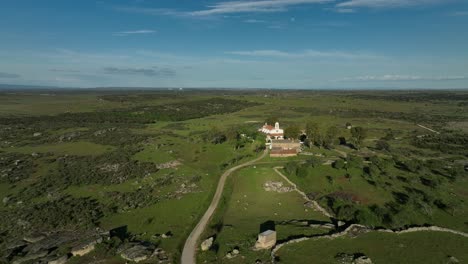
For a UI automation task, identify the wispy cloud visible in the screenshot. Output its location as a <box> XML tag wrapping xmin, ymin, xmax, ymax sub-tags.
<box><xmin>49</xmin><ymin>68</ymin><xmax>81</xmax><ymax>73</ymax></box>
<box><xmin>117</xmin><ymin>0</ymin><xmax>333</xmax><ymax>18</ymax></box>
<box><xmin>335</xmin><ymin>0</ymin><xmax>446</xmax><ymax>12</ymax></box>
<box><xmin>103</xmin><ymin>66</ymin><xmax>176</xmax><ymax>77</ymax></box>
<box><xmin>338</xmin><ymin>74</ymin><xmax>467</xmax><ymax>82</ymax></box>
<box><xmin>226</xmin><ymin>49</ymin><xmax>382</xmax><ymax>59</ymax></box>
<box><xmin>449</xmin><ymin>11</ymin><xmax>468</xmax><ymax>16</ymax></box>
<box><xmin>243</xmin><ymin>19</ymin><xmax>267</xmax><ymax>23</ymax></box>
<box><xmin>0</xmin><ymin>72</ymin><xmax>20</xmax><ymax>78</ymax></box>
<box><xmin>113</xmin><ymin>29</ymin><xmax>156</xmax><ymax>36</ymax></box>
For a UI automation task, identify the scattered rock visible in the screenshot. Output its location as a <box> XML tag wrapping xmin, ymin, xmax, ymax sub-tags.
<box><xmin>263</xmin><ymin>181</ymin><xmax>292</xmax><ymax>193</ymax></box>
<box><xmin>157</xmin><ymin>160</ymin><xmax>182</xmax><ymax>169</ymax></box>
<box><xmin>334</xmin><ymin>253</ymin><xmax>373</xmax><ymax>264</ymax></box>
<box><xmin>201</xmin><ymin>237</ymin><xmax>214</xmax><ymax>251</ymax></box>
<box><xmin>334</xmin><ymin>253</ymin><xmax>354</xmax><ymax>264</ymax></box>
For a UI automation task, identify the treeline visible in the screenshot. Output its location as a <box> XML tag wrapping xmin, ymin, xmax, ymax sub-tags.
<box><xmin>0</xmin><ymin>98</ymin><xmax>260</xmax><ymax>127</ymax></box>
<box><xmin>290</xmin><ymin>106</ymin><xmax>465</xmax><ymax>124</ymax></box>
<box><xmin>412</xmin><ymin>131</ymin><xmax>468</xmax><ymax>156</ymax></box>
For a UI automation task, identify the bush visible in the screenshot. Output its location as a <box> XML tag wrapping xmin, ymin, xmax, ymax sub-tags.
<box><xmin>332</xmin><ymin>159</ymin><xmax>346</xmax><ymax>169</ymax></box>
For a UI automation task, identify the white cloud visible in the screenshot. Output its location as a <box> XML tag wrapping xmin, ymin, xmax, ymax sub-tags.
<box><xmin>338</xmin><ymin>74</ymin><xmax>467</xmax><ymax>81</ymax></box>
<box><xmin>113</xmin><ymin>29</ymin><xmax>156</xmax><ymax>36</ymax></box>
<box><xmin>226</xmin><ymin>49</ymin><xmax>382</xmax><ymax>59</ymax></box>
<box><xmin>336</xmin><ymin>0</ymin><xmax>445</xmax><ymax>9</ymax></box>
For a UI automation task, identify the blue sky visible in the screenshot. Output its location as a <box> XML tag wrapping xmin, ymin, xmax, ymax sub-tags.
<box><xmin>0</xmin><ymin>0</ymin><xmax>467</xmax><ymax>89</ymax></box>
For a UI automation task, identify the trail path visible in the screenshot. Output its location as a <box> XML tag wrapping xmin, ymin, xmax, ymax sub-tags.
<box><xmin>417</xmin><ymin>124</ymin><xmax>440</xmax><ymax>134</ymax></box>
<box><xmin>273</xmin><ymin>167</ymin><xmax>333</xmax><ymax>218</ymax></box>
<box><xmin>181</xmin><ymin>149</ymin><xmax>268</xmax><ymax>264</ymax></box>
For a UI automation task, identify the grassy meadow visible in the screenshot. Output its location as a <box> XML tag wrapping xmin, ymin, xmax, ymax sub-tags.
<box><xmin>0</xmin><ymin>89</ymin><xmax>467</xmax><ymax>263</ymax></box>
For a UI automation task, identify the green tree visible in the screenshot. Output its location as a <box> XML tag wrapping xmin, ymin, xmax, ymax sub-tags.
<box><xmin>284</xmin><ymin>124</ymin><xmax>301</xmax><ymax>139</ymax></box>
<box><xmin>333</xmin><ymin>159</ymin><xmax>346</xmax><ymax>169</ymax></box>
<box><xmin>351</xmin><ymin>127</ymin><xmax>367</xmax><ymax>149</ymax></box>
<box><xmin>375</xmin><ymin>140</ymin><xmax>390</xmax><ymax>151</ymax></box>
<box><xmin>305</xmin><ymin>121</ymin><xmax>322</xmax><ymax>147</ymax></box>
<box><xmin>323</xmin><ymin>126</ymin><xmax>339</xmax><ymax>148</ymax></box>
<box><xmin>265</xmin><ymin>116</ymin><xmax>279</xmax><ymax>125</ymax></box>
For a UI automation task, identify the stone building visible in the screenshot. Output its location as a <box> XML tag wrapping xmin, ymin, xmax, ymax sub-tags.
<box><xmin>270</xmin><ymin>139</ymin><xmax>301</xmax><ymax>157</ymax></box>
<box><xmin>255</xmin><ymin>230</ymin><xmax>277</xmax><ymax>249</ymax></box>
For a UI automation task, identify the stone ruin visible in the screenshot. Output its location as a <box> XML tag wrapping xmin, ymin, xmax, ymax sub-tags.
<box><xmin>263</xmin><ymin>181</ymin><xmax>292</xmax><ymax>193</ymax></box>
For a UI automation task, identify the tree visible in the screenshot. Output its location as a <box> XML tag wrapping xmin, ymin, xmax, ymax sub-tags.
<box><xmin>285</xmin><ymin>162</ymin><xmax>298</xmax><ymax>175</ymax></box>
<box><xmin>350</xmin><ymin>127</ymin><xmax>367</xmax><ymax>149</ymax></box>
<box><xmin>375</xmin><ymin>140</ymin><xmax>390</xmax><ymax>151</ymax></box>
<box><xmin>323</xmin><ymin>126</ymin><xmax>339</xmax><ymax>148</ymax></box>
<box><xmin>382</xmin><ymin>129</ymin><xmax>395</xmax><ymax>140</ymax></box>
<box><xmin>333</xmin><ymin>159</ymin><xmax>346</xmax><ymax>169</ymax></box>
<box><xmin>284</xmin><ymin>124</ymin><xmax>301</xmax><ymax>139</ymax></box>
<box><xmin>305</xmin><ymin>121</ymin><xmax>322</xmax><ymax>147</ymax></box>
<box><xmin>265</xmin><ymin>116</ymin><xmax>279</xmax><ymax>125</ymax></box>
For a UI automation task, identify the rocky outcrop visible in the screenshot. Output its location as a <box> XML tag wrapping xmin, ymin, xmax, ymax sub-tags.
<box><xmin>120</xmin><ymin>244</ymin><xmax>154</xmax><ymax>263</ymax></box>
<box><xmin>70</xmin><ymin>237</ymin><xmax>103</xmax><ymax>257</ymax></box>
<box><xmin>157</xmin><ymin>160</ymin><xmax>182</xmax><ymax>169</ymax></box>
<box><xmin>47</xmin><ymin>255</ymin><xmax>68</xmax><ymax>264</ymax></box>
<box><xmin>200</xmin><ymin>237</ymin><xmax>214</xmax><ymax>251</ymax></box>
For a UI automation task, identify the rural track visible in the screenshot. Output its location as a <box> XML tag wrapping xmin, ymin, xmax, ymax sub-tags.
<box><xmin>181</xmin><ymin>149</ymin><xmax>268</xmax><ymax>264</ymax></box>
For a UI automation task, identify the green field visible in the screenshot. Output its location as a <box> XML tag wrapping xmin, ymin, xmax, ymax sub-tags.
<box><xmin>276</xmin><ymin>231</ymin><xmax>468</xmax><ymax>264</ymax></box>
<box><xmin>0</xmin><ymin>90</ymin><xmax>467</xmax><ymax>263</ymax></box>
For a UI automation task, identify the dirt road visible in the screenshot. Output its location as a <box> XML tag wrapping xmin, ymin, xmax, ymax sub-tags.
<box><xmin>181</xmin><ymin>149</ymin><xmax>268</xmax><ymax>264</ymax></box>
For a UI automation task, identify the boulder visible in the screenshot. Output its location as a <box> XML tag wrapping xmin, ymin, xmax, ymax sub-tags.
<box><xmin>70</xmin><ymin>237</ymin><xmax>102</xmax><ymax>257</ymax></box>
<box><xmin>48</xmin><ymin>255</ymin><xmax>68</xmax><ymax>264</ymax></box>
<box><xmin>23</xmin><ymin>233</ymin><xmax>46</xmax><ymax>243</ymax></box>
<box><xmin>447</xmin><ymin>256</ymin><xmax>459</xmax><ymax>263</ymax></box>
<box><xmin>337</xmin><ymin>221</ymin><xmax>346</xmax><ymax>227</ymax></box>
<box><xmin>354</xmin><ymin>256</ymin><xmax>373</xmax><ymax>264</ymax></box>
<box><xmin>151</xmin><ymin>248</ymin><xmax>169</xmax><ymax>262</ymax></box>
<box><xmin>120</xmin><ymin>244</ymin><xmax>153</xmax><ymax>263</ymax></box>
<box><xmin>232</xmin><ymin>249</ymin><xmax>240</xmax><ymax>255</ymax></box>
<box><xmin>200</xmin><ymin>237</ymin><xmax>214</xmax><ymax>251</ymax></box>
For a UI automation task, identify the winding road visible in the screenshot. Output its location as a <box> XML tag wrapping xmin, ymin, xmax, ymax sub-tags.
<box><xmin>181</xmin><ymin>149</ymin><xmax>268</xmax><ymax>264</ymax></box>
